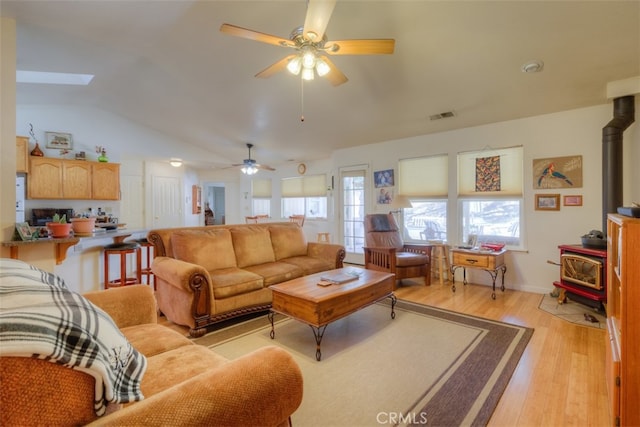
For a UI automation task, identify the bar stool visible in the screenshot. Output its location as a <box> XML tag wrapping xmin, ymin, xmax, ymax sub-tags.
<box><xmin>428</xmin><ymin>241</ymin><xmax>451</xmax><ymax>286</ymax></box>
<box><xmin>135</xmin><ymin>238</ymin><xmax>155</xmax><ymax>289</ymax></box>
<box><xmin>103</xmin><ymin>242</ymin><xmax>141</xmax><ymax>289</ymax></box>
<box><xmin>317</xmin><ymin>232</ymin><xmax>331</xmax><ymax>243</ymax></box>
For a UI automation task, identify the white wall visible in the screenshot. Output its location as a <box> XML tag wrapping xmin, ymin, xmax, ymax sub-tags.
<box><xmin>332</xmin><ymin>101</ymin><xmax>638</xmax><ymax>294</ymax></box>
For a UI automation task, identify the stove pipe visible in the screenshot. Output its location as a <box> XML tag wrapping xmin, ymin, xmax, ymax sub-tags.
<box><xmin>602</xmin><ymin>95</ymin><xmax>635</xmax><ymax>233</ymax></box>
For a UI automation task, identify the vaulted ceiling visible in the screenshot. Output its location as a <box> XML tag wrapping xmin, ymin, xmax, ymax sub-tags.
<box><xmin>2</xmin><ymin>1</ymin><xmax>639</xmax><ymax>169</ymax></box>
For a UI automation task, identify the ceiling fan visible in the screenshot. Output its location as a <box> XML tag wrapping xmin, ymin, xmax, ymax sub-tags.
<box><xmin>232</xmin><ymin>143</ymin><xmax>275</xmax><ymax>175</ymax></box>
<box><xmin>220</xmin><ymin>0</ymin><xmax>395</xmax><ymax>86</ymax></box>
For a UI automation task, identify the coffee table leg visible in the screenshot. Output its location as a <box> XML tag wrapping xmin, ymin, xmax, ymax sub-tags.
<box><xmin>268</xmin><ymin>311</ymin><xmax>276</xmax><ymax>339</ymax></box>
<box><xmin>390</xmin><ymin>294</ymin><xmax>397</xmax><ymax>319</ymax></box>
<box><xmin>310</xmin><ymin>325</ymin><xmax>328</xmax><ymax>361</ymax></box>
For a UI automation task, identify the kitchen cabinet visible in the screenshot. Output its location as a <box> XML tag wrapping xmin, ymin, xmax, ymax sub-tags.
<box><xmin>605</xmin><ymin>214</ymin><xmax>640</xmax><ymax>427</ymax></box>
<box><xmin>64</xmin><ymin>160</ymin><xmax>92</xmax><ymax>199</ymax></box>
<box><xmin>28</xmin><ymin>158</ymin><xmax>120</xmax><ymax>200</ymax></box>
<box><xmin>16</xmin><ymin>136</ymin><xmax>29</xmax><ymax>173</ymax></box>
<box><xmin>28</xmin><ymin>157</ymin><xmax>63</xmax><ymax>199</ymax></box>
<box><xmin>91</xmin><ymin>163</ymin><xmax>120</xmax><ymax>200</ymax></box>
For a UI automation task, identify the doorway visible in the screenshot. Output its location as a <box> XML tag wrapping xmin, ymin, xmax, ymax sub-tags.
<box><xmin>340</xmin><ymin>166</ymin><xmax>367</xmax><ymax>265</ymax></box>
<box><xmin>205</xmin><ymin>184</ymin><xmax>225</xmax><ymax>225</ymax></box>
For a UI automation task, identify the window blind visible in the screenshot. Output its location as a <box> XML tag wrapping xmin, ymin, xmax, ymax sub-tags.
<box><xmin>251</xmin><ymin>178</ymin><xmax>272</xmax><ymax>198</ymax></box>
<box><xmin>281</xmin><ymin>174</ymin><xmax>327</xmax><ymax>197</ymax></box>
<box><xmin>398</xmin><ymin>154</ymin><xmax>448</xmax><ymax>197</ymax></box>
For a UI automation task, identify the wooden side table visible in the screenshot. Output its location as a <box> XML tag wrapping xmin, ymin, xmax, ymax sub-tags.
<box><xmin>450</xmin><ymin>248</ymin><xmax>507</xmax><ymax>299</ymax></box>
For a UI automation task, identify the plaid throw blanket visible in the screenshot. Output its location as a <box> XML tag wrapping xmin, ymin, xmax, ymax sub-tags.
<box><xmin>0</xmin><ymin>259</ymin><xmax>147</xmax><ymax>416</ymax></box>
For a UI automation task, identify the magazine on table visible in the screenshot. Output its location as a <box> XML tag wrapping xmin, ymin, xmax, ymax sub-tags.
<box><xmin>319</xmin><ymin>270</ymin><xmax>361</xmax><ymax>285</ymax></box>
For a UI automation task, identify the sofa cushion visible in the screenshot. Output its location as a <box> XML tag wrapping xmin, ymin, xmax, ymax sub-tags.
<box><xmin>280</xmin><ymin>256</ymin><xmax>336</xmax><ymax>275</ymax></box>
<box><xmin>244</xmin><ymin>262</ymin><xmax>303</xmax><ymax>287</ymax></box>
<box><xmin>121</xmin><ymin>324</ymin><xmax>193</xmax><ymax>358</ymax></box>
<box><xmin>209</xmin><ymin>267</ymin><xmax>264</xmax><ymax>299</ymax></box>
<box><xmin>171</xmin><ymin>229</ymin><xmax>237</xmax><ymax>271</ymax></box>
<box><xmin>269</xmin><ymin>224</ymin><xmax>308</xmax><ymax>260</ymax></box>
<box><xmin>138</xmin><ymin>345</ymin><xmax>229</xmax><ymax>399</ymax></box>
<box><xmin>230</xmin><ymin>226</ymin><xmax>276</xmax><ymax>268</ymax></box>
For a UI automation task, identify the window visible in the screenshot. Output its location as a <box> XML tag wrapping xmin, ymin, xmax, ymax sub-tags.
<box><xmin>458</xmin><ymin>146</ymin><xmax>523</xmax><ymax>249</ymax></box>
<box><xmin>251</xmin><ymin>178</ymin><xmax>271</xmax><ymax>217</ymax></box>
<box><xmin>404</xmin><ymin>200</ymin><xmax>448</xmax><ymax>242</ymax></box>
<box><xmin>398</xmin><ymin>154</ymin><xmax>448</xmax><ymax>242</ymax></box>
<box><xmin>281</xmin><ymin>174</ymin><xmax>327</xmax><ymax>219</ymax></box>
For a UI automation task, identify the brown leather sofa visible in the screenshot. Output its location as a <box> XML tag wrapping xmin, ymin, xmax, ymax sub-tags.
<box><xmin>148</xmin><ymin>222</ymin><xmax>346</xmax><ymax>337</ymax></box>
<box><xmin>0</xmin><ymin>282</ymin><xmax>303</xmax><ymax>427</ymax></box>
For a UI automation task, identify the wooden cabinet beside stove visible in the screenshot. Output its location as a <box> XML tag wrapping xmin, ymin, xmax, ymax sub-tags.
<box><xmin>28</xmin><ymin>158</ymin><xmax>120</xmax><ymax>200</ymax></box>
<box><xmin>605</xmin><ymin>214</ymin><xmax>640</xmax><ymax>427</ymax></box>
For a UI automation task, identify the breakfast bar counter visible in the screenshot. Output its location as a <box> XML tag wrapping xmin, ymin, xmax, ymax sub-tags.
<box><xmin>1</xmin><ymin>229</ymin><xmax>147</xmax><ymax>265</ymax></box>
<box><xmin>2</xmin><ymin>237</ymin><xmax>80</xmax><ymax>265</ymax></box>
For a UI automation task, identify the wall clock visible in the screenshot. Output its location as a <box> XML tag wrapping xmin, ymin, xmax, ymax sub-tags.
<box><xmin>298</xmin><ymin>163</ymin><xmax>306</xmax><ymax>175</ymax></box>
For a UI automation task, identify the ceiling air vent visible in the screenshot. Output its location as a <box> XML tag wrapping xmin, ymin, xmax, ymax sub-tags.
<box><xmin>429</xmin><ymin>111</ymin><xmax>456</xmax><ymax>121</ymax></box>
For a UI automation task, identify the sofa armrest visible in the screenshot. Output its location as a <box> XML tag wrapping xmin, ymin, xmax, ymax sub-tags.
<box><xmin>151</xmin><ymin>256</ymin><xmax>212</xmax><ymax>294</ymax></box>
<box><xmin>89</xmin><ymin>346</ymin><xmax>303</xmax><ymax>427</ymax></box>
<box><xmin>307</xmin><ymin>242</ymin><xmax>346</xmax><ymax>268</ymax></box>
<box><xmin>84</xmin><ymin>285</ymin><xmax>157</xmax><ymax>328</ymax></box>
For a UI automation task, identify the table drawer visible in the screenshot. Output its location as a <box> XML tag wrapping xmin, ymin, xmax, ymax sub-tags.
<box><xmin>453</xmin><ymin>252</ymin><xmax>490</xmax><ymax>268</ymax></box>
<box><xmin>452</xmin><ymin>251</ymin><xmax>505</xmax><ymax>269</ymax></box>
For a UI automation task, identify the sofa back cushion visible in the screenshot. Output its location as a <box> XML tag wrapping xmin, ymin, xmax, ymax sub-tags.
<box><xmin>270</xmin><ymin>224</ymin><xmax>308</xmax><ymax>260</ymax></box>
<box><xmin>230</xmin><ymin>226</ymin><xmax>276</xmax><ymax>268</ymax></box>
<box><xmin>171</xmin><ymin>229</ymin><xmax>237</xmax><ymax>271</ymax></box>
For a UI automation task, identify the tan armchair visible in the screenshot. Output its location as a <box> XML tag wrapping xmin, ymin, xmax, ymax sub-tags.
<box><xmin>363</xmin><ymin>213</ymin><xmax>432</xmax><ymax>289</ymax></box>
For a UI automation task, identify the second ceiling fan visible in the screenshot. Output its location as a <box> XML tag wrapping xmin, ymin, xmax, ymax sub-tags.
<box><xmin>220</xmin><ymin>0</ymin><xmax>395</xmax><ymax>86</ymax></box>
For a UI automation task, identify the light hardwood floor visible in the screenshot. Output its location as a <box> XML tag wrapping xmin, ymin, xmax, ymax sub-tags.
<box><xmin>159</xmin><ymin>278</ymin><xmax>611</xmax><ymax>426</ymax></box>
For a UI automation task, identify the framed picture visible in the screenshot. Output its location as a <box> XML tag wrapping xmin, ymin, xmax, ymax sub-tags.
<box><xmin>533</xmin><ymin>155</ymin><xmax>583</xmax><ymax>189</ymax></box>
<box><xmin>563</xmin><ymin>195</ymin><xmax>583</xmax><ymax>207</ymax></box>
<box><xmin>535</xmin><ymin>194</ymin><xmax>560</xmax><ymax>211</ymax></box>
<box><xmin>373</xmin><ymin>169</ymin><xmax>394</xmax><ymax>188</ymax></box>
<box><xmin>15</xmin><ymin>222</ymin><xmax>33</xmax><ymax>241</ymax></box>
<box><xmin>45</xmin><ymin>131</ymin><xmax>73</xmax><ymax>149</ymax></box>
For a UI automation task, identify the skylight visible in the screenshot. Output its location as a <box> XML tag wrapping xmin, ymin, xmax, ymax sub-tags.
<box><xmin>16</xmin><ymin>70</ymin><xmax>94</xmax><ymax>85</ymax></box>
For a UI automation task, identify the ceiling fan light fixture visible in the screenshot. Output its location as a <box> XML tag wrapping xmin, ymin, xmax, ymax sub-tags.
<box><xmin>287</xmin><ymin>56</ymin><xmax>302</xmax><ymax>75</ymax></box>
<box><xmin>301</xmin><ymin>67</ymin><xmax>315</xmax><ymax>81</ymax></box>
<box><xmin>315</xmin><ymin>58</ymin><xmax>330</xmax><ymax>76</ymax></box>
<box><xmin>241</xmin><ymin>165</ymin><xmax>258</xmax><ymax>175</ymax></box>
<box><xmin>301</xmin><ymin>50</ymin><xmax>316</xmax><ymax>69</ymax></box>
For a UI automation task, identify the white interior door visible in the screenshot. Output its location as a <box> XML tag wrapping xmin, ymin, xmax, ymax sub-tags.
<box><xmin>151</xmin><ymin>175</ymin><xmax>182</xmax><ymax>228</ymax></box>
<box><xmin>340</xmin><ymin>166</ymin><xmax>368</xmax><ymax>265</ymax></box>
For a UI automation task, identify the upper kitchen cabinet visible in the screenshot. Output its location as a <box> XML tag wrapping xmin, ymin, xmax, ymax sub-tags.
<box><xmin>28</xmin><ymin>157</ymin><xmax>63</xmax><ymax>199</ymax></box>
<box><xmin>91</xmin><ymin>163</ymin><xmax>120</xmax><ymax>200</ymax></box>
<box><xmin>28</xmin><ymin>158</ymin><xmax>120</xmax><ymax>200</ymax></box>
<box><xmin>16</xmin><ymin>136</ymin><xmax>29</xmax><ymax>173</ymax></box>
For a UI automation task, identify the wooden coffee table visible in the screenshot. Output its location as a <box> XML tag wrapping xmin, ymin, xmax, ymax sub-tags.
<box><xmin>268</xmin><ymin>268</ymin><xmax>396</xmax><ymax>361</ymax></box>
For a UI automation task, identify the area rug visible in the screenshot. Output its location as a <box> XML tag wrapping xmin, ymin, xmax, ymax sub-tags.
<box><xmin>538</xmin><ymin>294</ymin><xmax>606</xmax><ymax>329</ymax></box>
<box><xmin>197</xmin><ymin>300</ymin><xmax>533</xmax><ymax>427</ymax></box>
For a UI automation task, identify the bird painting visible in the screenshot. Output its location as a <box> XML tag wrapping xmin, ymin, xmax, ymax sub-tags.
<box><xmin>537</xmin><ymin>163</ymin><xmax>573</xmax><ymax>187</ymax></box>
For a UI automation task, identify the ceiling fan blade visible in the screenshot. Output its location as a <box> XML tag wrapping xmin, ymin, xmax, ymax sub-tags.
<box><xmin>325</xmin><ymin>39</ymin><xmax>395</xmax><ymax>55</ymax></box>
<box><xmin>303</xmin><ymin>0</ymin><xmax>336</xmax><ymax>42</ymax></box>
<box><xmin>220</xmin><ymin>23</ymin><xmax>294</xmax><ymax>48</ymax></box>
<box><xmin>255</xmin><ymin>55</ymin><xmax>297</xmax><ymax>79</ymax></box>
<box><xmin>319</xmin><ymin>56</ymin><xmax>348</xmax><ymax>86</ymax></box>
<box><xmin>256</xmin><ymin>164</ymin><xmax>276</xmax><ymax>171</ymax></box>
